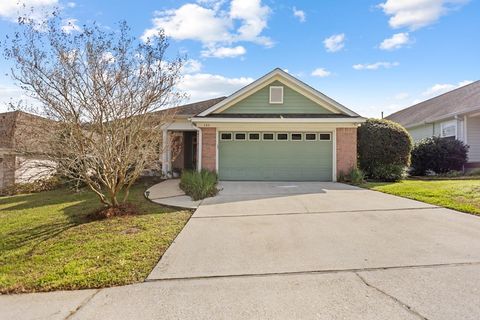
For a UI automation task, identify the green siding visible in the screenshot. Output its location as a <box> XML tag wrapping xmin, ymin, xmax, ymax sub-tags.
<box><xmin>221</xmin><ymin>80</ymin><xmax>334</xmax><ymax>114</ymax></box>
<box><xmin>218</xmin><ymin>133</ymin><xmax>333</xmax><ymax>181</ymax></box>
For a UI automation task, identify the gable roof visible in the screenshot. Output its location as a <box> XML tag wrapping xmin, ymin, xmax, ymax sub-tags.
<box><xmin>386</xmin><ymin>80</ymin><xmax>480</xmax><ymax>128</ymax></box>
<box><xmin>197</xmin><ymin>68</ymin><xmax>360</xmax><ymax>117</ymax></box>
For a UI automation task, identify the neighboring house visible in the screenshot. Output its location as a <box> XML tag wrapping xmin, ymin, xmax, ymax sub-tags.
<box><xmin>386</xmin><ymin>81</ymin><xmax>480</xmax><ymax>168</ymax></box>
<box><xmin>162</xmin><ymin>68</ymin><xmax>365</xmax><ymax>181</ymax></box>
<box><xmin>0</xmin><ymin>111</ymin><xmax>55</xmax><ymax>189</ymax></box>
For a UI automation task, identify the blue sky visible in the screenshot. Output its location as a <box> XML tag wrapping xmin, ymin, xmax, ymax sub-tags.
<box><xmin>0</xmin><ymin>0</ymin><xmax>479</xmax><ymax>117</ymax></box>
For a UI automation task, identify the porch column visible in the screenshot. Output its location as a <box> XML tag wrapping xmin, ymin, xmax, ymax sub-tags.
<box><xmin>197</xmin><ymin>128</ymin><xmax>202</xmax><ymax>171</ymax></box>
<box><xmin>161</xmin><ymin>128</ymin><xmax>169</xmax><ymax>176</ymax></box>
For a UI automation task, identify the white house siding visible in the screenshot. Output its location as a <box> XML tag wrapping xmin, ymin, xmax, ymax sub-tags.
<box><xmin>467</xmin><ymin>115</ymin><xmax>480</xmax><ymax>162</ymax></box>
<box><xmin>14</xmin><ymin>156</ymin><xmax>56</xmax><ymax>184</ymax></box>
<box><xmin>408</xmin><ymin>124</ymin><xmax>435</xmax><ymax>141</ymax></box>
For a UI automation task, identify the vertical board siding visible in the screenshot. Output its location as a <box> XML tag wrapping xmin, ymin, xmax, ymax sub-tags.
<box><xmin>221</xmin><ymin>80</ymin><xmax>334</xmax><ymax>114</ymax></box>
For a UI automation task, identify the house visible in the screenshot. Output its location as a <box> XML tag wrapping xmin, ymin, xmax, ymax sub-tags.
<box><xmin>0</xmin><ymin>68</ymin><xmax>365</xmax><ymax>187</ymax></box>
<box><xmin>386</xmin><ymin>81</ymin><xmax>480</xmax><ymax>169</ymax></box>
<box><xmin>161</xmin><ymin>68</ymin><xmax>365</xmax><ymax>181</ymax></box>
<box><xmin>0</xmin><ymin>111</ymin><xmax>55</xmax><ymax>189</ymax></box>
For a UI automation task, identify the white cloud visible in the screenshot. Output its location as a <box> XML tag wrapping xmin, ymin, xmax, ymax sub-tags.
<box><xmin>379</xmin><ymin>0</ymin><xmax>470</xmax><ymax>30</ymax></box>
<box><xmin>394</xmin><ymin>92</ymin><xmax>410</xmax><ymax>100</ymax></box>
<box><xmin>178</xmin><ymin>73</ymin><xmax>254</xmax><ymax>102</ymax></box>
<box><xmin>66</xmin><ymin>2</ymin><xmax>76</xmax><ymax>8</ymax></box>
<box><xmin>0</xmin><ymin>84</ymin><xmax>37</xmax><ymax>112</ymax></box>
<box><xmin>61</xmin><ymin>18</ymin><xmax>81</xmax><ymax>33</ymax></box>
<box><xmin>142</xmin><ymin>0</ymin><xmax>272</xmax><ymax>57</ymax></box>
<box><xmin>353</xmin><ymin>61</ymin><xmax>400</xmax><ymax>70</ymax></box>
<box><xmin>292</xmin><ymin>7</ymin><xmax>306</xmax><ymax>22</ymax></box>
<box><xmin>422</xmin><ymin>80</ymin><xmax>473</xmax><ymax>97</ymax></box>
<box><xmin>181</xmin><ymin>59</ymin><xmax>203</xmax><ymax>74</ymax></box>
<box><xmin>311</xmin><ymin>68</ymin><xmax>331</xmax><ymax>78</ymax></box>
<box><xmin>323</xmin><ymin>33</ymin><xmax>345</xmax><ymax>53</ymax></box>
<box><xmin>0</xmin><ymin>0</ymin><xmax>58</xmax><ymax>21</ymax></box>
<box><xmin>379</xmin><ymin>32</ymin><xmax>410</xmax><ymax>50</ymax></box>
<box><xmin>201</xmin><ymin>45</ymin><xmax>246</xmax><ymax>58</ymax></box>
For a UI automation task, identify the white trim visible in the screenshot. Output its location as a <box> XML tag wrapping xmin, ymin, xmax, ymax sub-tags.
<box><xmin>197</xmin><ymin>68</ymin><xmax>360</xmax><ymax>117</ymax></box>
<box><xmin>305</xmin><ymin>133</ymin><xmax>317</xmax><ymax>141</ymax></box>
<box><xmin>161</xmin><ymin>128</ymin><xmax>169</xmax><ymax>175</ymax></box>
<box><xmin>234</xmin><ymin>132</ymin><xmax>247</xmax><ymax>141</ymax></box>
<box><xmin>290</xmin><ymin>133</ymin><xmax>303</xmax><ymax>141</ymax></box>
<box><xmin>464</xmin><ymin>115</ymin><xmax>468</xmax><ymax>144</ymax></box>
<box><xmin>192</xmin><ymin>117</ymin><xmax>365</xmax><ymax>124</ymax></box>
<box><xmin>440</xmin><ymin>119</ymin><xmax>457</xmax><ymax>138</ymax></box>
<box><xmin>332</xmin><ymin>130</ymin><xmax>337</xmax><ymax>182</ymax></box>
<box><xmin>197</xmin><ymin>128</ymin><xmax>202</xmax><ymax>171</ymax></box>
<box><xmin>262</xmin><ymin>132</ymin><xmax>275</xmax><ymax>141</ymax></box>
<box><xmin>220</xmin><ymin>132</ymin><xmax>233</xmax><ymax>141</ymax></box>
<box><xmin>276</xmin><ymin>132</ymin><xmax>289</xmax><ymax>141</ymax></box>
<box><xmin>319</xmin><ymin>133</ymin><xmax>332</xmax><ymax>141</ymax></box>
<box><xmin>269</xmin><ymin>86</ymin><xmax>284</xmax><ymax>104</ymax></box>
<box><xmin>215</xmin><ymin>128</ymin><xmax>219</xmax><ymax>173</ymax></box>
<box><xmin>248</xmin><ymin>132</ymin><xmax>261</xmax><ymax>141</ymax></box>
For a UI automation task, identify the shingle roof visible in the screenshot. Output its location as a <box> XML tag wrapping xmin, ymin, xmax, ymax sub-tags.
<box><xmin>167</xmin><ymin>97</ymin><xmax>226</xmax><ymax>116</ymax></box>
<box><xmin>386</xmin><ymin>81</ymin><xmax>480</xmax><ymax>127</ymax></box>
<box><xmin>205</xmin><ymin>113</ymin><xmax>361</xmax><ymax>118</ymax></box>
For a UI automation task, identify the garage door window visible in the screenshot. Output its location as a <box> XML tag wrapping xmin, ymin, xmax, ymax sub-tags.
<box><xmin>220</xmin><ymin>133</ymin><xmax>232</xmax><ymax>141</ymax></box>
<box><xmin>277</xmin><ymin>133</ymin><xmax>288</xmax><ymax>141</ymax></box>
<box><xmin>248</xmin><ymin>133</ymin><xmax>260</xmax><ymax>140</ymax></box>
<box><xmin>319</xmin><ymin>133</ymin><xmax>331</xmax><ymax>141</ymax></box>
<box><xmin>235</xmin><ymin>133</ymin><xmax>246</xmax><ymax>140</ymax></box>
<box><xmin>263</xmin><ymin>133</ymin><xmax>274</xmax><ymax>140</ymax></box>
<box><xmin>305</xmin><ymin>133</ymin><xmax>316</xmax><ymax>141</ymax></box>
<box><xmin>291</xmin><ymin>133</ymin><xmax>303</xmax><ymax>141</ymax></box>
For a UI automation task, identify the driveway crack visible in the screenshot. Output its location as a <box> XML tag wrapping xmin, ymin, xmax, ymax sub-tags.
<box><xmin>355</xmin><ymin>272</ymin><xmax>429</xmax><ymax>320</ymax></box>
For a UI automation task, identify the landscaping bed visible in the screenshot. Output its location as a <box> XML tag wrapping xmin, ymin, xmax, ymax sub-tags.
<box><xmin>362</xmin><ymin>179</ymin><xmax>480</xmax><ymax>215</ymax></box>
<box><xmin>0</xmin><ymin>183</ymin><xmax>191</xmax><ymax>293</ymax></box>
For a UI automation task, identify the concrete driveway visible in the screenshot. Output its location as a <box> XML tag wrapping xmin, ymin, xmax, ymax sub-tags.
<box><xmin>3</xmin><ymin>182</ymin><xmax>480</xmax><ymax>320</ymax></box>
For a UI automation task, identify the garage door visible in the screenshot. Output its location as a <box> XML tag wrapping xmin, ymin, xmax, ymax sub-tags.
<box><xmin>218</xmin><ymin>132</ymin><xmax>333</xmax><ymax>181</ymax></box>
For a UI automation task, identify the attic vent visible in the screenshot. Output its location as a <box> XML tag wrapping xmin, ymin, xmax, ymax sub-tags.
<box><xmin>269</xmin><ymin>86</ymin><xmax>284</xmax><ymax>104</ymax></box>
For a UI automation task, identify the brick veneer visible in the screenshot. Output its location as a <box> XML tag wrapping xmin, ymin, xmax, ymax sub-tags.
<box><xmin>201</xmin><ymin>127</ymin><xmax>217</xmax><ymax>171</ymax></box>
<box><xmin>336</xmin><ymin>127</ymin><xmax>357</xmax><ymax>179</ymax></box>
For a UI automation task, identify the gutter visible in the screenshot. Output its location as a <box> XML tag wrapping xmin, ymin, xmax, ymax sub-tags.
<box><xmin>190</xmin><ymin>117</ymin><xmax>366</xmax><ymax>124</ymax></box>
<box><xmin>404</xmin><ymin>105</ymin><xmax>480</xmax><ymax>129</ymax></box>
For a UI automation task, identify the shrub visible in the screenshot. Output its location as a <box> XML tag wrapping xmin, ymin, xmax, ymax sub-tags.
<box><xmin>358</xmin><ymin>119</ymin><xmax>413</xmax><ymax>181</ymax></box>
<box><xmin>467</xmin><ymin>168</ymin><xmax>480</xmax><ymax>177</ymax></box>
<box><xmin>1</xmin><ymin>176</ymin><xmax>63</xmax><ymax>196</ymax></box>
<box><xmin>369</xmin><ymin>164</ymin><xmax>406</xmax><ymax>182</ymax></box>
<box><xmin>179</xmin><ymin>170</ymin><xmax>218</xmax><ymax>201</ymax></box>
<box><xmin>339</xmin><ymin>167</ymin><xmax>365</xmax><ymax>185</ymax></box>
<box><xmin>411</xmin><ymin>137</ymin><xmax>469</xmax><ymax>176</ymax></box>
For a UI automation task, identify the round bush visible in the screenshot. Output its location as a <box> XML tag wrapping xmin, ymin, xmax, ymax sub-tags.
<box><xmin>411</xmin><ymin>137</ymin><xmax>469</xmax><ymax>176</ymax></box>
<box><xmin>358</xmin><ymin>119</ymin><xmax>413</xmax><ymax>181</ymax></box>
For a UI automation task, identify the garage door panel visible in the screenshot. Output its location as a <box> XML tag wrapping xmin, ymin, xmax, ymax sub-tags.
<box><xmin>218</xmin><ymin>136</ymin><xmax>332</xmax><ymax>181</ymax></box>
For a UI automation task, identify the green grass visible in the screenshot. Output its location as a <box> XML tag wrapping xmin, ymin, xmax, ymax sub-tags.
<box><xmin>362</xmin><ymin>179</ymin><xmax>480</xmax><ymax>215</ymax></box>
<box><xmin>0</xmin><ymin>183</ymin><xmax>191</xmax><ymax>293</ymax></box>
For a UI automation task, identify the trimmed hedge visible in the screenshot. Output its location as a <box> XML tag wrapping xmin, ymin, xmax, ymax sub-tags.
<box><xmin>411</xmin><ymin>137</ymin><xmax>469</xmax><ymax>176</ymax></box>
<box><xmin>358</xmin><ymin>119</ymin><xmax>413</xmax><ymax>181</ymax></box>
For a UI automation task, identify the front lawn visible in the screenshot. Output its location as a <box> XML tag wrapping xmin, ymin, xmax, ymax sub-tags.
<box><xmin>0</xmin><ymin>183</ymin><xmax>191</xmax><ymax>293</ymax></box>
<box><xmin>362</xmin><ymin>179</ymin><xmax>480</xmax><ymax>215</ymax></box>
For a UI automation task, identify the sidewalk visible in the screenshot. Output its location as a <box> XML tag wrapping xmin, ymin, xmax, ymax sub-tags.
<box><xmin>146</xmin><ymin>179</ymin><xmax>201</xmax><ymax>209</ymax></box>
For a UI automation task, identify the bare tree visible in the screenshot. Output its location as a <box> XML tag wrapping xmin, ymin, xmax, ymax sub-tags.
<box><xmin>3</xmin><ymin>13</ymin><xmax>184</xmax><ymax>210</ymax></box>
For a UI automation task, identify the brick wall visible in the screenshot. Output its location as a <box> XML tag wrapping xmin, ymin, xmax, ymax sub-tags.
<box><xmin>201</xmin><ymin>127</ymin><xmax>216</xmax><ymax>171</ymax></box>
<box><xmin>336</xmin><ymin>127</ymin><xmax>357</xmax><ymax>179</ymax></box>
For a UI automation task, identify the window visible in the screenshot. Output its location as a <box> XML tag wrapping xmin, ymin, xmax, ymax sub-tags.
<box><xmin>305</xmin><ymin>133</ymin><xmax>317</xmax><ymax>141</ymax></box>
<box><xmin>263</xmin><ymin>133</ymin><xmax>274</xmax><ymax>140</ymax></box>
<box><xmin>235</xmin><ymin>133</ymin><xmax>246</xmax><ymax>140</ymax></box>
<box><xmin>269</xmin><ymin>86</ymin><xmax>284</xmax><ymax>104</ymax></box>
<box><xmin>291</xmin><ymin>133</ymin><xmax>303</xmax><ymax>141</ymax></box>
<box><xmin>277</xmin><ymin>133</ymin><xmax>288</xmax><ymax>140</ymax></box>
<box><xmin>249</xmin><ymin>133</ymin><xmax>260</xmax><ymax>140</ymax></box>
<box><xmin>319</xmin><ymin>133</ymin><xmax>331</xmax><ymax>141</ymax></box>
<box><xmin>220</xmin><ymin>133</ymin><xmax>232</xmax><ymax>141</ymax></box>
<box><xmin>440</xmin><ymin>120</ymin><xmax>456</xmax><ymax>138</ymax></box>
